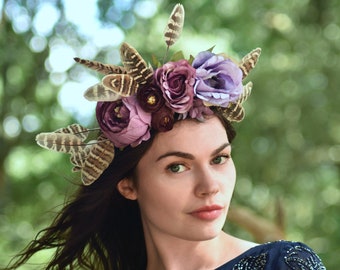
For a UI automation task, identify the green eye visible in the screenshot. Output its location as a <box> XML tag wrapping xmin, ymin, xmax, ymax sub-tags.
<box><xmin>167</xmin><ymin>164</ymin><xmax>186</xmax><ymax>173</ymax></box>
<box><xmin>212</xmin><ymin>155</ymin><xmax>229</xmax><ymax>165</ymax></box>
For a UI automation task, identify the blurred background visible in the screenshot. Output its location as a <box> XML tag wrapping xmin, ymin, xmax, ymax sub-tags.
<box><xmin>0</xmin><ymin>0</ymin><xmax>339</xmax><ymax>268</ymax></box>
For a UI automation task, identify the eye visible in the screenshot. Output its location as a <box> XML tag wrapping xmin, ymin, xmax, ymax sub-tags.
<box><xmin>211</xmin><ymin>154</ymin><xmax>230</xmax><ymax>165</ymax></box>
<box><xmin>167</xmin><ymin>163</ymin><xmax>187</xmax><ymax>173</ymax></box>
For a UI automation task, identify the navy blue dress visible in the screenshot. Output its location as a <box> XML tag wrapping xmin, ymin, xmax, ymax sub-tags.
<box><xmin>215</xmin><ymin>241</ymin><xmax>326</xmax><ymax>269</ymax></box>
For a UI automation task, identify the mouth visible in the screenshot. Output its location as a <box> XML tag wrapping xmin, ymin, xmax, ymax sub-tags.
<box><xmin>189</xmin><ymin>205</ymin><xmax>224</xmax><ymax>221</ymax></box>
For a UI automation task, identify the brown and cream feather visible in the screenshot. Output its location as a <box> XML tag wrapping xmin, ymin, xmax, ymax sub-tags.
<box><xmin>102</xmin><ymin>73</ymin><xmax>139</xmax><ymax>97</ymax></box>
<box><xmin>120</xmin><ymin>42</ymin><xmax>153</xmax><ymax>85</ymax></box>
<box><xmin>81</xmin><ymin>135</ymin><xmax>115</xmax><ymax>185</ymax></box>
<box><xmin>84</xmin><ymin>83</ymin><xmax>122</xmax><ymax>102</ymax></box>
<box><xmin>74</xmin><ymin>57</ymin><xmax>126</xmax><ymax>75</ymax></box>
<box><xmin>239</xmin><ymin>48</ymin><xmax>261</xmax><ymax>80</ymax></box>
<box><xmin>215</xmin><ymin>82</ymin><xmax>253</xmax><ymax>122</ymax></box>
<box><xmin>164</xmin><ymin>3</ymin><xmax>185</xmax><ymax>47</ymax></box>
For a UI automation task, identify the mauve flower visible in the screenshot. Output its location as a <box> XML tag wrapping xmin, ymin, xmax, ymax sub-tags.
<box><xmin>192</xmin><ymin>51</ymin><xmax>243</xmax><ymax>107</ymax></box>
<box><xmin>155</xmin><ymin>59</ymin><xmax>196</xmax><ymax>114</ymax></box>
<box><xmin>151</xmin><ymin>106</ymin><xmax>174</xmax><ymax>132</ymax></box>
<box><xmin>96</xmin><ymin>96</ymin><xmax>151</xmax><ymax>148</ymax></box>
<box><xmin>188</xmin><ymin>98</ymin><xmax>214</xmax><ymax>121</ymax></box>
<box><xmin>137</xmin><ymin>83</ymin><xmax>165</xmax><ymax>113</ymax></box>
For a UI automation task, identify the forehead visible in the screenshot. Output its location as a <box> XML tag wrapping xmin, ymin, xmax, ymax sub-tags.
<box><xmin>146</xmin><ymin>116</ymin><xmax>229</xmax><ymax>156</ymax></box>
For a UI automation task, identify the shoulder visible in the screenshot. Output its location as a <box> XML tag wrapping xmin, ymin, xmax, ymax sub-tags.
<box><xmin>216</xmin><ymin>240</ymin><xmax>326</xmax><ymax>270</ymax></box>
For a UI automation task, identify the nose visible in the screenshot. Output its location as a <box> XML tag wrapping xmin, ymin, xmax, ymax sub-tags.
<box><xmin>194</xmin><ymin>166</ymin><xmax>220</xmax><ymax>197</ymax></box>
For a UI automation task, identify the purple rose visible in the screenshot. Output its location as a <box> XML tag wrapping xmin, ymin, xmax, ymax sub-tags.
<box><xmin>192</xmin><ymin>51</ymin><xmax>243</xmax><ymax>107</ymax></box>
<box><xmin>96</xmin><ymin>96</ymin><xmax>151</xmax><ymax>148</ymax></box>
<box><xmin>155</xmin><ymin>59</ymin><xmax>196</xmax><ymax>114</ymax></box>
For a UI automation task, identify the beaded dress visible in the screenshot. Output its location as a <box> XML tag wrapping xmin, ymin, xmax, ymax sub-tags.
<box><xmin>215</xmin><ymin>241</ymin><xmax>326</xmax><ymax>270</ymax></box>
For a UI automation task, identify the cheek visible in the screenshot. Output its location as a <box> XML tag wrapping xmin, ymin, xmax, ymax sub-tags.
<box><xmin>221</xmin><ymin>161</ymin><xmax>237</xmax><ymax>191</ymax></box>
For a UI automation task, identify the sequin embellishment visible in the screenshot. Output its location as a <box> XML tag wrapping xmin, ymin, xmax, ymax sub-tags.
<box><xmin>232</xmin><ymin>253</ymin><xmax>267</xmax><ymax>270</ymax></box>
<box><xmin>284</xmin><ymin>244</ymin><xmax>326</xmax><ymax>269</ymax></box>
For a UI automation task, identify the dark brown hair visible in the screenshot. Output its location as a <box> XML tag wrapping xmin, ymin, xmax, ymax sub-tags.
<box><xmin>4</xmin><ymin>113</ymin><xmax>236</xmax><ymax>270</ymax></box>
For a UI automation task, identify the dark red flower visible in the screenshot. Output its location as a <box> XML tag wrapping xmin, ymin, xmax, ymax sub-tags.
<box><xmin>137</xmin><ymin>83</ymin><xmax>165</xmax><ymax>113</ymax></box>
<box><xmin>151</xmin><ymin>106</ymin><xmax>174</xmax><ymax>132</ymax></box>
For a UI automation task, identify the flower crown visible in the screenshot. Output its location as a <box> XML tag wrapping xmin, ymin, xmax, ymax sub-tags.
<box><xmin>36</xmin><ymin>4</ymin><xmax>261</xmax><ymax>185</ymax></box>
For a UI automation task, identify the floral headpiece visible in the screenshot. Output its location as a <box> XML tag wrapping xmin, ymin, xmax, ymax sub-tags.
<box><xmin>36</xmin><ymin>4</ymin><xmax>261</xmax><ymax>185</ymax></box>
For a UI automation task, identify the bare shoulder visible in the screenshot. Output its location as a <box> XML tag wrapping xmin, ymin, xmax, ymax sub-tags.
<box><xmin>230</xmin><ymin>235</ymin><xmax>258</xmax><ymax>253</ymax></box>
<box><xmin>220</xmin><ymin>233</ymin><xmax>258</xmax><ymax>261</ymax></box>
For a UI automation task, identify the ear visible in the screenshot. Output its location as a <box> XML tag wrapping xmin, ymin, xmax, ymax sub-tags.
<box><xmin>117</xmin><ymin>178</ymin><xmax>138</xmax><ymax>200</ymax></box>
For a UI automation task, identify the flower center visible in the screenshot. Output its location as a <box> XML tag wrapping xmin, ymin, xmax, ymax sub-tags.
<box><xmin>207</xmin><ymin>76</ymin><xmax>224</xmax><ymax>89</ymax></box>
<box><xmin>147</xmin><ymin>95</ymin><xmax>156</xmax><ymax>105</ymax></box>
<box><xmin>163</xmin><ymin>116</ymin><xmax>170</xmax><ymax>124</ymax></box>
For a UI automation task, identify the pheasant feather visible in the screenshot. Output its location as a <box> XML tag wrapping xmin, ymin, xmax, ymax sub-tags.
<box><xmin>81</xmin><ymin>135</ymin><xmax>115</xmax><ymax>185</ymax></box>
<box><xmin>120</xmin><ymin>42</ymin><xmax>153</xmax><ymax>85</ymax></box>
<box><xmin>164</xmin><ymin>3</ymin><xmax>185</xmax><ymax>47</ymax></box>
<box><xmin>74</xmin><ymin>57</ymin><xmax>126</xmax><ymax>75</ymax></box>
<box><xmin>84</xmin><ymin>83</ymin><xmax>122</xmax><ymax>102</ymax></box>
<box><xmin>35</xmin><ymin>133</ymin><xmax>86</xmax><ymax>154</ymax></box>
<box><xmin>102</xmin><ymin>74</ymin><xmax>139</xmax><ymax>97</ymax></box>
<box><xmin>215</xmin><ymin>82</ymin><xmax>253</xmax><ymax>122</ymax></box>
<box><xmin>239</xmin><ymin>48</ymin><xmax>261</xmax><ymax>79</ymax></box>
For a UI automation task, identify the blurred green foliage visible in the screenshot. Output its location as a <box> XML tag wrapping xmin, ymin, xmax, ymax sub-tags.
<box><xmin>0</xmin><ymin>0</ymin><xmax>339</xmax><ymax>268</ymax></box>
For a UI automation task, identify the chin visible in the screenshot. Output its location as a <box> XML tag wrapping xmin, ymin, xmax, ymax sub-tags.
<box><xmin>184</xmin><ymin>217</ymin><xmax>227</xmax><ymax>241</ymax></box>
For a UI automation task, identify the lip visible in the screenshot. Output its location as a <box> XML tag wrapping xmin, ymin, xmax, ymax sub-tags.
<box><xmin>189</xmin><ymin>205</ymin><xmax>224</xmax><ymax>221</ymax></box>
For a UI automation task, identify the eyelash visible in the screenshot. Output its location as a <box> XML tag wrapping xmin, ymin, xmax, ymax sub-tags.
<box><xmin>166</xmin><ymin>154</ymin><xmax>231</xmax><ymax>174</ymax></box>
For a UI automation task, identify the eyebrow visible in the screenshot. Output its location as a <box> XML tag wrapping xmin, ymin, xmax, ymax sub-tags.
<box><xmin>156</xmin><ymin>142</ymin><xmax>231</xmax><ymax>161</ymax></box>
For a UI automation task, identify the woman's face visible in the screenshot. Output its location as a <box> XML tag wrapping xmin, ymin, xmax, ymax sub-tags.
<box><xmin>129</xmin><ymin>116</ymin><xmax>236</xmax><ymax>241</ymax></box>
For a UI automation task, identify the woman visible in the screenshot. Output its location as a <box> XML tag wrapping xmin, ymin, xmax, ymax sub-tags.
<box><xmin>4</xmin><ymin>4</ymin><xmax>325</xmax><ymax>270</ymax></box>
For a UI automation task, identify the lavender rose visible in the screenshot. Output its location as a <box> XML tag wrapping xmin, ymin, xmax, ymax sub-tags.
<box><xmin>192</xmin><ymin>51</ymin><xmax>243</xmax><ymax>107</ymax></box>
<box><xmin>155</xmin><ymin>59</ymin><xmax>196</xmax><ymax>114</ymax></box>
<box><xmin>96</xmin><ymin>96</ymin><xmax>151</xmax><ymax>148</ymax></box>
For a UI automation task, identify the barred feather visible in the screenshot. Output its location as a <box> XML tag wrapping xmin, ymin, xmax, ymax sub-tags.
<box><xmin>239</xmin><ymin>48</ymin><xmax>261</xmax><ymax>80</ymax></box>
<box><xmin>216</xmin><ymin>82</ymin><xmax>253</xmax><ymax>122</ymax></box>
<box><xmin>84</xmin><ymin>83</ymin><xmax>121</xmax><ymax>101</ymax></box>
<box><xmin>70</xmin><ymin>144</ymin><xmax>92</xmax><ymax>171</ymax></box>
<box><xmin>74</xmin><ymin>57</ymin><xmax>126</xmax><ymax>75</ymax></box>
<box><xmin>54</xmin><ymin>124</ymin><xmax>89</xmax><ymax>141</ymax></box>
<box><xmin>102</xmin><ymin>73</ymin><xmax>139</xmax><ymax>97</ymax></box>
<box><xmin>120</xmin><ymin>42</ymin><xmax>153</xmax><ymax>85</ymax></box>
<box><xmin>164</xmin><ymin>3</ymin><xmax>185</xmax><ymax>47</ymax></box>
<box><xmin>36</xmin><ymin>126</ymin><xmax>115</xmax><ymax>185</ymax></box>
<box><xmin>81</xmin><ymin>135</ymin><xmax>115</xmax><ymax>185</ymax></box>
<box><xmin>36</xmin><ymin>133</ymin><xmax>86</xmax><ymax>154</ymax></box>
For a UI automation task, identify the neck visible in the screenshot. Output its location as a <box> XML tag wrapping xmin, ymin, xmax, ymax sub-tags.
<box><xmin>143</xmin><ymin>228</ymin><xmax>239</xmax><ymax>270</ymax></box>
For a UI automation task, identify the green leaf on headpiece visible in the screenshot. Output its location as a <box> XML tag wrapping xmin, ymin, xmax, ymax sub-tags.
<box><xmin>151</xmin><ymin>54</ymin><xmax>162</xmax><ymax>68</ymax></box>
<box><xmin>170</xmin><ymin>50</ymin><xmax>185</xmax><ymax>62</ymax></box>
<box><xmin>207</xmin><ymin>45</ymin><xmax>216</xmax><ymax>52</ymax></box>
<box><xmin>188</xmin><ymin>54</ymin><xmax>195</xmax><ymax>65</ymax></box>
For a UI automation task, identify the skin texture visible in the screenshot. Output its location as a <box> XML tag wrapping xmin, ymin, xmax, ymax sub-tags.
<box><xmin>118</xmin><ymin>116</ymin><xmax>256</xmax><ymax>270</ymax></box>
